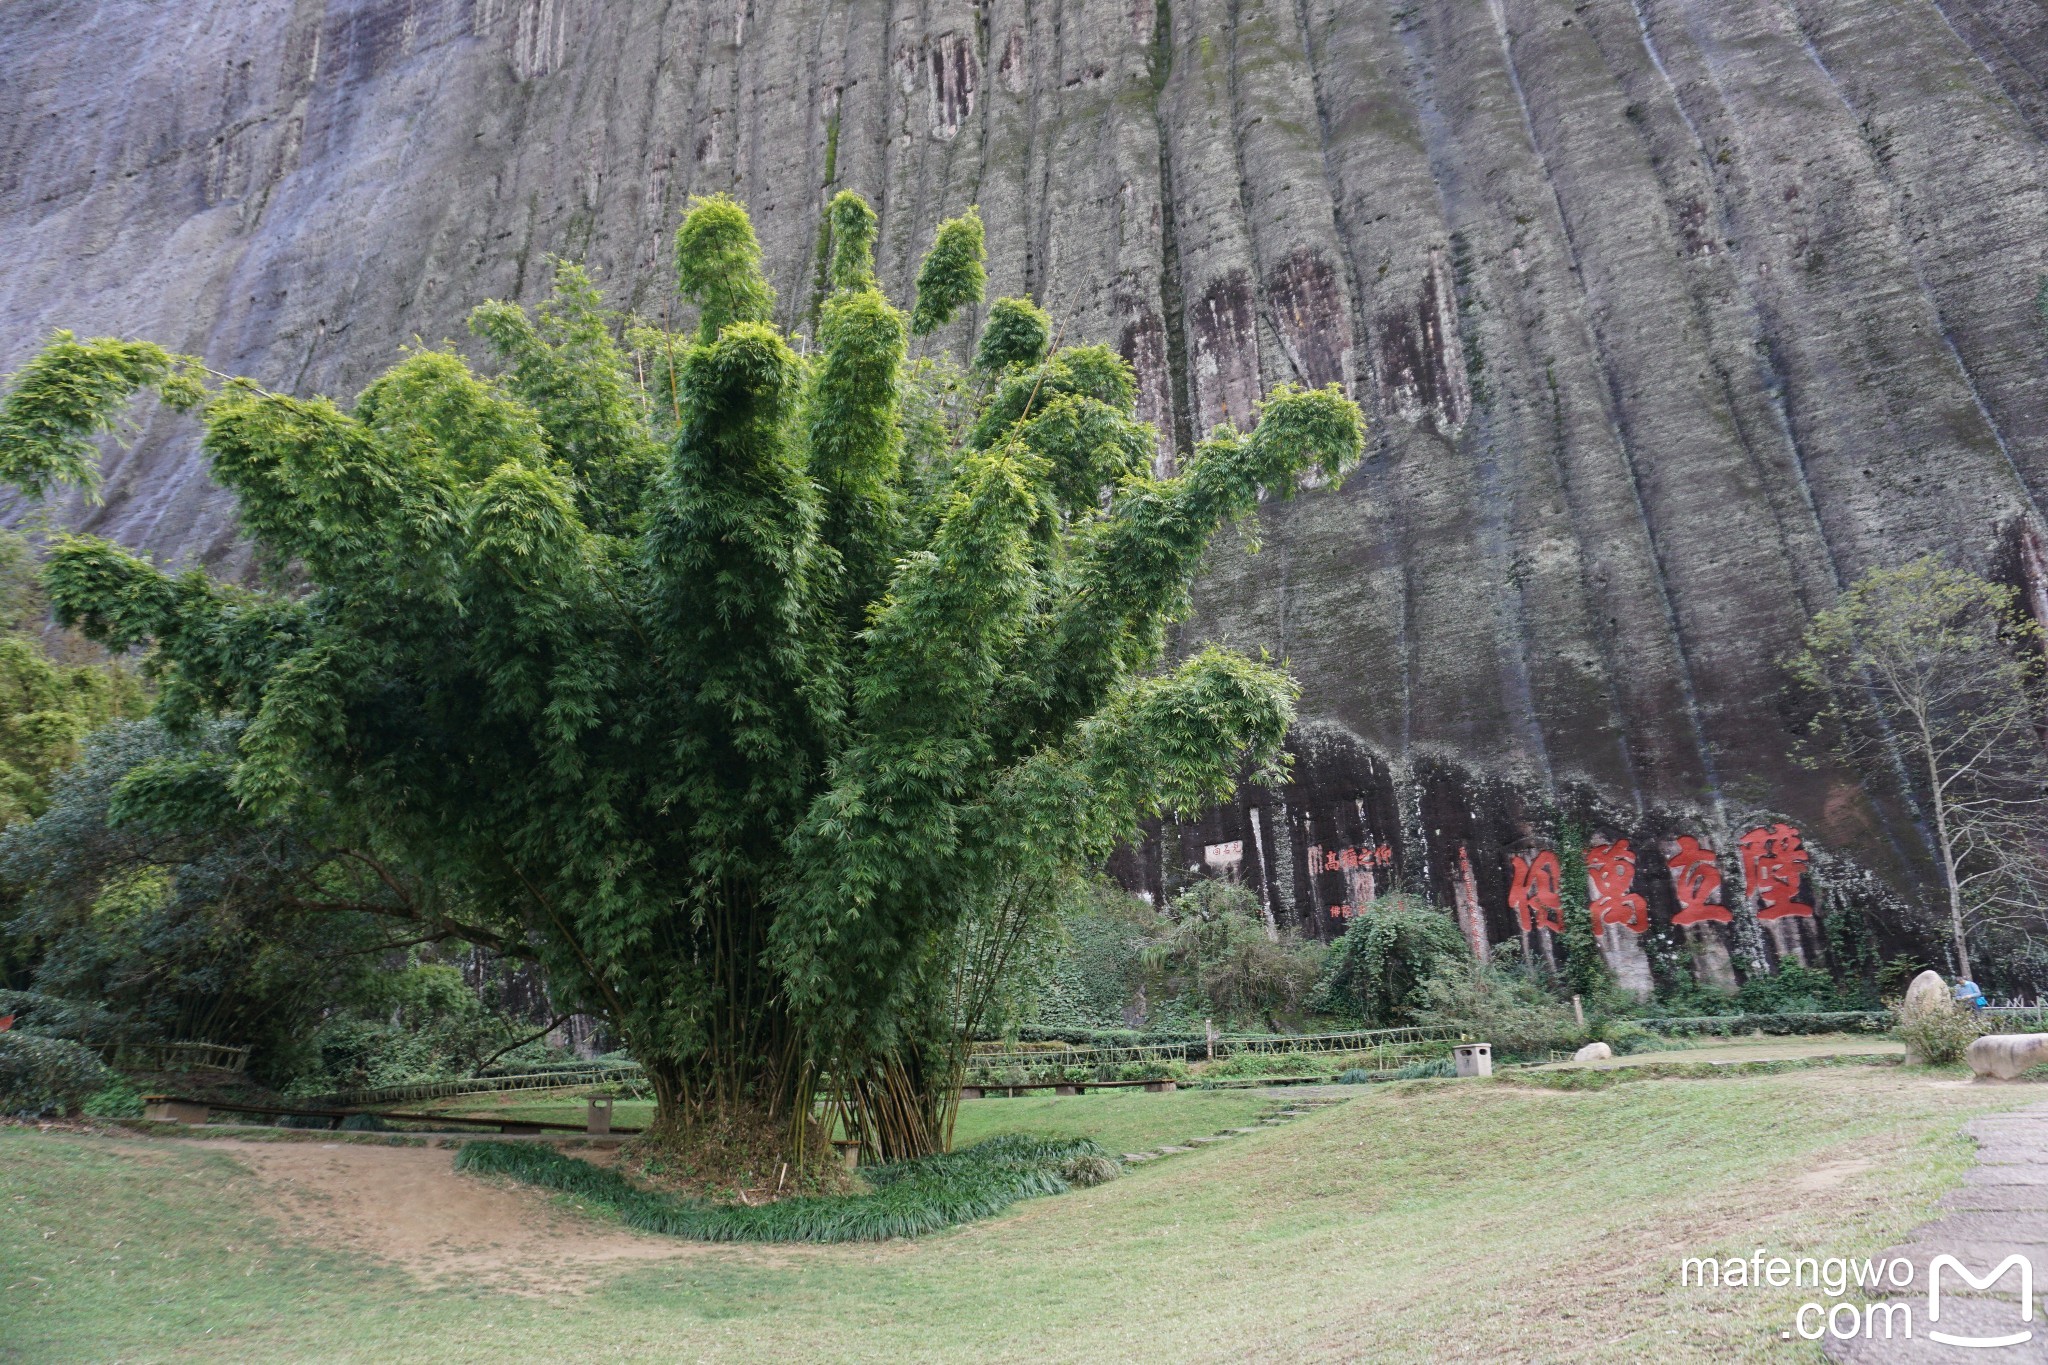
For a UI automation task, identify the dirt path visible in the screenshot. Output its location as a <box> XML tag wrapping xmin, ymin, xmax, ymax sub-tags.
<box><xmin>210</xmin><ymin>1139</ymin><xmax>697</xmax><ymax>1293</ymax></box>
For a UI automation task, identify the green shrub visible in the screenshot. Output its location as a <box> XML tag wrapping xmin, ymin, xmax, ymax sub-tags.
<box><xmin>1736</xmin><ymin>963</ymin><xmax>1838</xmax><ymax>1014</ymax></box>
<box><xmin>1030</xmin><ymin>884</ymin><xmax>1152</xmax><ymax>1031</ymax></box>
<box><xmin>1113</xmin><ymin>1059</ymin><xmax>1190</xmax><ymax>1083</ymax></box>
<box><xmin>1595</xmin><ymin>1021</ymin><xmax>1664</xmax><ymax>1056</ymax></box>
<box><xmin>1641</xmin><ymin>1010</ymin><xmax>1891</xmax><ymax>1037</ymax></box>
<box><xmin>0</xmin><ymin>1032</ymin><xmax>110</xmax><ymax>1116</ymax></box>
<box><xmin>456</xmin><ymin>1133</ymin><xmax>1110</xmax><ymax>1242</ymax></box>
<box><xmin>1414</xmin><ymin>959</ymin><xmax>1582</xmax><ymax>1060</ymax></box>
<box><xmin>80</xmin><ymin>1074</ymin><xmax>144</xmax><ymax>1117</ymax></box>
<box><xmin>1336</xmin><ymin>1058</ymin><xmax>1454</xmax><ymax>1083</ymax></box>
<box><xmin>1143</xmin><ymin>879</ymin><xmax>1327</xmax><ymax>1031</ymax></box>
<box><xmin>1202</xmin><ymin>1050</ymin><xmax>1339</xmax><ymax>1079</ymax></box>
<box><xmin>1895</xmin><ymin>996</ymin><xmax>1983</xmax><ymax>1065</ymax></box>
<box><xmin>1314</xmin><ymin>894</ymin><xmax>1469</xmax><ymax>1025</ymax></box>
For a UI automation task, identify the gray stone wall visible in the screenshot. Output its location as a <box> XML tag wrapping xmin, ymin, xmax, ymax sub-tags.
<box><xmin>6</xmin><ymin>0</ymin><xmax>2048</xmax><ymax>910</ymax></box>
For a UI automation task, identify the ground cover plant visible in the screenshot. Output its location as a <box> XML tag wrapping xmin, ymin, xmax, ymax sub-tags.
<box><xmin>1</xmin><ymin>1065</ymin><xmax>2030</xmax><ymax>1362</ymax></box>
<box><xmin>456</xmin><ymin>1133</ymin><xmax>1114</xmax><ymax>1242</ymax></box>
<box><xmin>0</xmin><ymin>195</ymin><xmax>1363</xmax><ymax>1164</ymax></box>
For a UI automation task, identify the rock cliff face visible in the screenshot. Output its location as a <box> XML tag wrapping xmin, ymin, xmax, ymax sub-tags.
<box><xmin>6</xmin><ymin>0</ymin><xmax>2048</xmax><ymax>973</ymax></box>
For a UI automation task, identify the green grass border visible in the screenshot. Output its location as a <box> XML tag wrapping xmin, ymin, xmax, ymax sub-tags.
<box><xmin>454</xmin><ymin>1133</ymin><xmax>1115</xmax><ymax>1242</ymax></box>
<box><xmin>1498</xmin><ymin>1053</ymin><xmax>1905</xmax><ymax>1090</ymax></box>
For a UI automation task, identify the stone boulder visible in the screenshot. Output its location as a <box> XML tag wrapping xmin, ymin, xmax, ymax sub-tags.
<box><xmin>1573</xmin><ymin>1041</ymin><xmax>1613</xmax><ymax>1063</ymax></box>
<box><xmin>1899</xmin><ymin>970</ymin><xmax>1952</xmax><ymax>1064</ymax></box>
<box><xmin>1966</xmin><ymin>1034</ymin><xmax>2048</xmax><ymax>1082</ymax></box>
<box><xmin>1900</xmin><ymin>970</ymin><xmax>1949</xmax><ymax>1021</ymax></box>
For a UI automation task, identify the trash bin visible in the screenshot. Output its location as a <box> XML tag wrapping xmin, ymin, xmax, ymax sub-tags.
<box><xmin>1453</xmin><ymin>1044</ymin><xmax>1492</xmax><ymax>1078</ymax></box>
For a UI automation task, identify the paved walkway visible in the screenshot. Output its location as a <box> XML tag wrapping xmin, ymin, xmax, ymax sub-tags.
<box><xmin>1831</xmin><ymin>1099</ymin><xmax>2048</xmax><ymax>1362</ymax></box>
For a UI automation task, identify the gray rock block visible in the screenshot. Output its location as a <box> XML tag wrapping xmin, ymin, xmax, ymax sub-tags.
<box><xmin>1967</xmin><ymin>1034</ymin><xmax>2048</xmax><ymax>1081</ymax></box>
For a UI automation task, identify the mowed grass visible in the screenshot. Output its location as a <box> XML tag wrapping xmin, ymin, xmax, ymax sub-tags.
<box><xmin>440</xmin><ymin>1088</ymin><xmax>657</xmax><ymax>1126</ymax></box>
<box><xmin>3</xmin><ymin>1067</ymin><xmax>2034</xmax><ymax>1363</ymax></box>
<box><xmin>1539</xmin><ymin>1034</ymin><xmax>1905</xmax><ymax>1070</ymax></box>
<box><xmin>950</xmin><ymin>1088</ymin><xmax>1276</xmax><ymax>1153</ymax></box>
<box><xmin>436</xmin><ymin>1085</ymin><xmax>1273</xmax><ymax>1155</ymax></box>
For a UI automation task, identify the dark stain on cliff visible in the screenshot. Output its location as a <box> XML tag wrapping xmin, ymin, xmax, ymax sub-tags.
<box><xmin>1190</xmin><ymin>269</ymin><xmax>1261</xmax><ymax>432</ymax></box>
<box><xmin>1374</xmin><ymin>246</ymin><xmax>1470</xmax><ymax>433</ymax></box>
<box><xmin>1264</xmin><ymin>247</ymin><xmax>1351</xmax><ymax>392</ymax></box>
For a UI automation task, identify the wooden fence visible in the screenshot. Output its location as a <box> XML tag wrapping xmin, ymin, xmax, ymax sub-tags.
<box><xmin>963</xmin><ymin>1025</ymin><xmax>1458</xmax><ymax>1084</ymax></box>
<box><xmin>312</xmin><ymin>1063</ymin><xmax>648</xmax><ymax>1110</ymax></box>
<box><xmin>107</xmin><ymin>1041</ymin><xmax>252</xmax><ymax>1074</ymax></box>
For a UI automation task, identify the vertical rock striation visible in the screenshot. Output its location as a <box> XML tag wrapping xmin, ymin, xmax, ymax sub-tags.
<box><xmin>5</xmin><ymin>0</ymin><xmax>2048</xmax><ymax>933</ymax></box>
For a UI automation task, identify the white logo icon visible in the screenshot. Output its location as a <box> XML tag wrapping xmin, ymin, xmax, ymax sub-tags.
<box><xmin>1928</xmin><ymin>1254</ymin><xmax>2034</xmax><ymax>1349</ymax></box>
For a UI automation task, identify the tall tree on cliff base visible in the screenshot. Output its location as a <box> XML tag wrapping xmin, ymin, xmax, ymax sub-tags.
<box><xmin>1790</xmin><ymin>558</ymin><xmax>2048</xmax><ymax>983</ymax></box>
<box><xmin>0</xmin><ymin>193</ymin><xmax>1362</xmax><ymax>1160</ymax></box>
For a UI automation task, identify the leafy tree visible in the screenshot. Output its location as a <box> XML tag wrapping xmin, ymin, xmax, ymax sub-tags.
<box><xmin>0</xmin><ymin>193</ymin><xmax>1363</xmax><ymax>1161</ymax></box>
<box><xmin>974</xmin><ymin>297</ymin><xmax>1052</xmax><ymax>375</ymax></box>
<box><xmin>1315</xmin><ymin>894</ymin><xmax>1470</xmax><ymax>1025</ymax></box>
<box><xmin>1413</xmin><ymin>957</ymin><xmax>1582</xmax><ymax>1059</ymax></box>
<box><xmin>1790</xmin><ymin>558</ymin><xmax>2048</xmax><ymax>980</ymax></box>
<box><xmin>0</xmin><ymin>532</ymin><xmax>148</xmax><ymax>828</ymax></box>
<box><xmin>1</xmin><ymin>718</ymin><xmax>566</xmax><ymax>1089</ymax></box>
<box><xmin>1141</xmin><ymin>879</ymin><xmax>1326</xmax><ymax>1030</ymax></box>
<box><xmin>1028</xmin><ymin>880</ymin><xmax>1154</xmax><ymax>1029</ymax></box>
<box><xmin>0</xmin><ymin>720</ymin><xmax>389</xmax><ymax>1073</ymax></box>
<box><xmin>909</xmin><ymin>207</ymin><xmax>986</xmax><ymax>337</ymax></box>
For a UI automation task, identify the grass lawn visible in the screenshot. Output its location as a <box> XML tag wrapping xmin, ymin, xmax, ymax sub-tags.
<box><xmin>1539</xmin><ymin>1034</ymin><xmax>1906</xmax><ymax>1070</ymax></box>
<box><xmin>440</xmin><ymin>1088</ymin><xmax>657</xmax><ymax>1127</ymax></box>
<box><xmin>435</xmin><ymin>1086</ymin><xmax>1275</xmax><ymax>1155</ymax></box>
<box><xmin>3</xmin><ymin>1066</ymin><xmax>2034</xmax><ymax>1362</ymax></box>
<box><xmin>950</xmin><ymin>1088</ymin><xmax>1277</xmax><ymax>1153</ymax></box>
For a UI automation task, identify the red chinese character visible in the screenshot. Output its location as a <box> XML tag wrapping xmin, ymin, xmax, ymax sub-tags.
<box><xmin>1740</xmin><ymin>824</ymin><xmax>1811</xmax><ymax>920</ymax></box>
<box><xmin>1340</xmin><ymin>847</ymin><xmax>1360</xmax><ymax>871</ymax></box>
<box><xmin>1375</xmin><ymin>843</ymin><xmax>1394</xmax><ymax>867</ymax></box>
<box><xmin>1667</xmin><ymin>836</ymin><xmax>1729</xmax><ymax>926</ymax></box>
<box><xmin>1509</xmin><ymin>850</ymin><xmax>1564</xmax><ymax>934</ymax></box>
<box><xmin>1587</xmin><ymin>840</ymin><xmax>1649</xmax><ymax>933</ymax></box>
<box><xmin>1323</xmin><ymin>850</ymin><xmax>1339</xmax><ymax>872</ymax></box>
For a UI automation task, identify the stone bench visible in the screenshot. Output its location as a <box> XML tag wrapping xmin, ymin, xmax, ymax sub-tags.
<box><xmin>142</xmin><ymin>1096</ymin><xmax>210</xmax><ymax>1125</ymax></box>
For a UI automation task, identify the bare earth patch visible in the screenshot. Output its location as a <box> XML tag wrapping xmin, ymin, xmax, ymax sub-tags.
<box><xmin>211</xmin><ymin>1139</ymin><xmax>695</xmax><ymax>1293</ymax></box>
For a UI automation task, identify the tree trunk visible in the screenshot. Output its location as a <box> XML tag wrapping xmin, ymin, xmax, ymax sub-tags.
<box><xmin>1922</xmin><ymin>730</ymin><xmax>1973</xmax><ymax>982</ymax></box>
<box><xmin>838</xmin><ymin>1041</ymin><xmax>965</xmax><ymax>1162</ymax></box>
